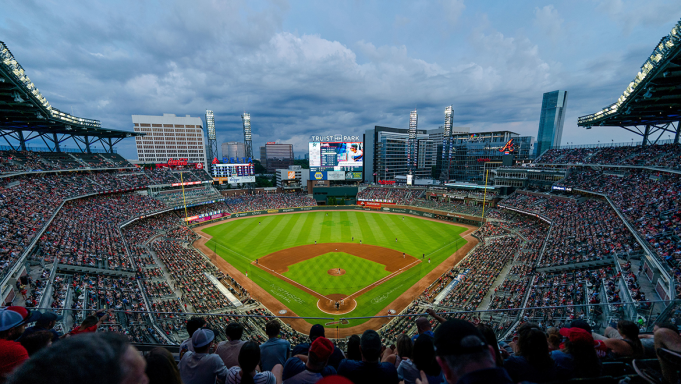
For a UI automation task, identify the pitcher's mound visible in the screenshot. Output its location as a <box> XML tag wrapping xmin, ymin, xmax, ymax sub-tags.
<box><xmin>328</xmin><ymin>269</ymin><xmax>346</xmax><ymax>276</ymax></box>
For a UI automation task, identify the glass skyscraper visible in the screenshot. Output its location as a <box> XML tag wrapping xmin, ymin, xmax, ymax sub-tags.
<box><xmin>536</xmin><ymin>90</ymin><xmax>568</xmax><ymax>157</ymax></box>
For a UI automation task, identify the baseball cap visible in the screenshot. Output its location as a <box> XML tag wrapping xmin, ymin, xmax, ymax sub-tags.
<box><xmin>559</xmin><ymin>327</ymin><xmax>594</xmax><ymax>344</ymax></box>
<box><xmin>433</xmin><ymin>319</ymin><xmax>488</xmax><ymax>356</ymax></box>
<box><xmin>310</xmin><ymin>336</ymin><xmax>334</xmax><ymax>361</ymax></box>
<box><xmin>360</xmin><ymin>330</ymin><xmax>381</xmax><ymax>356</ymax></box>
<box><xmin>36</xmin><ymin>312</ymin><xmax>63</xmax><ymax>325</ymax></box>
<box><xmin>191</xmin><ymin>328</ymin><xmax>215</xmax><ymax>348</ymax></box>
<box><xmin>0</xmin><ymin>308</ymin><xmax>24</xmax><ymax>332</ymax></box>
<box><xmin>569</xmin><ymin>319</ymin><xmax>592</xmax><ymax>333</ymax></box>
<box><xmin>310</xmin><ymin>324</ymin><xmax>325</xmax><ymax>340</ymax></box>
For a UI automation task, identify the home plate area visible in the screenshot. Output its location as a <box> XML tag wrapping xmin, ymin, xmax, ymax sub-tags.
<box><xmin>253</xmin><ymin>243</ymin><xmax>420</xmax><ymax>315</ymax></box>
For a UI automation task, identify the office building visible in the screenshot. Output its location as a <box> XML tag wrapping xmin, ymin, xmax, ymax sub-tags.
<box><xmin>260</xmin><ymin>143</ymin><xmax>294</xmax><ymax>173</ymax></box>
<box><xmin>536</xmin><ymin>90</ymin><xmax>568</xmax><ymax>157</ymax></box>
<box><xmin>450</xmin><ymin>131</ymin><xmax>534</xmax><ymax>184</ymax></box>
<box><xmin>275</xmin><ymin>165</ymin><xmax>309</xmax><ymax>190</ymax></box>
<box><xmin>222</xmin><ymin>141</ymin><xmax>246</xmax><ymax>160</ymax></box>
<box><xmin>132</xmin><ymin>113</ymin><xmax>207</xmax><ymax>168</ymax></box>
<box><xmin>364</xmin><ymin>126</ymin><xmax>450</xmax><ymax>183</ymax></box>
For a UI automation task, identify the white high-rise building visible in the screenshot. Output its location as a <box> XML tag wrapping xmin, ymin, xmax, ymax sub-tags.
<box><xmin>132</xmin><ymin>113</ymin><xmax>208</xmax><ymax>168</ymax></box>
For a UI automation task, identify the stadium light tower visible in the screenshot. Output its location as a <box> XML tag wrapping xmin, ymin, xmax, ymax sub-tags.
<box><xmin>242</xmin><ymin>112</ymin><xmax>253</xmax><ymax>160</ymax></box>
<box><xmin>407</xmin><ymin>109</ymin><xmax>418</xmax><ymax>175</ymax></box>
<box><xmin>205</xmin><ymin>110</ymin><xmax>218</xmax><ymax>162</ymax></box>
<box><xmin>439</xmin><ymin>106</ymin><xmax>454</xmax><ymax>181</ymax></box>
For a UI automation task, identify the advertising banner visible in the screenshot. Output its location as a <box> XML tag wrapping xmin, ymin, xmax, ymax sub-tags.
<box><xmin>171</xmin><ymin>181</ymin><xmax>203</xmax><ymax>187</ymax></box>
<box><xmin>345</xmin><ymin>171</ymin><xmax>363</xmax><ymax>180</ymax></box>
<box><xmin>310</xmin><ymin>171</ymin><xmax>327</xmax><ymax>181</ymax></box>
<box><xmin>224</xmin><ymin>176</ymin><xmax>256</xmax><ymax>184</ymax></box>
<box><xmin>327</xmin><ymin>171</ymin><xmax>345</xmax><ymax>180</ymax></box>
<box><xmin>287</xmin><ymin>171</ymin><xmax>296</xmax><ymax>180</ymax></box>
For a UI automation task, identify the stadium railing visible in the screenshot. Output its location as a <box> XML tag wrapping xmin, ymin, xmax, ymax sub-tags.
<box><xmin>16</xmin><ymin>299</ymin><xmax>679</xmax><ymax>346</ymax></box>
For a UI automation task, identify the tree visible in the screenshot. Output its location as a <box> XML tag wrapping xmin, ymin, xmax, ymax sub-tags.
<box><xmin>293</xmin><ymin>159</ymin><xmax>309</xmax><ymax>169</ymax></box>
<box><xmin>253</xmin><ymin>159</ymin><xmax>267</xmax><ymax>174</ymax></box>
<box><xmin>256</xmin><ymin>176</ymin><xmax>272</xmax><ymax>187</ymax></box>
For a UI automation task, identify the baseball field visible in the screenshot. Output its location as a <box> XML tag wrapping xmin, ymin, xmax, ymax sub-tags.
<box><xmin>199</xmin><ymin>211</ymin><xmax>469</xmax><ymax>328</ymax></box>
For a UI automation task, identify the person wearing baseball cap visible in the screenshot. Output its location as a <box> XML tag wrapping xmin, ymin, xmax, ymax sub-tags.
<box><xmin>433</xmin><ymin>319</ymin><xmax>513</xmax><ymax>384</ymax></box>
<box><xmin>0</xmin><ymin>306</ymin><xmax>41</xmax><ymax>377</ymax></box>
<box><xmin>337</xmin><ymin>330</ymin><xmax>398</xmax><ymax>384</ymax></box>
<box><xmin>291</xmin><ymin>324</ymin><xmax>345</xmax><ymax>369</ymax></box>
<box><xmin>179</xmin><ymin>328</ymin><xmax>229</xmax><ymax>384</ymax></box>
<box><xmin>283</xmin><ymin>336</ymin><xmax>336</xmax><ymax>383</ymax></box>
<box><xmin>550</xmin><ymin>327</ymin><xmax>601</xmax><ymax>379</ymax></box>
<box><xmin>21</xmin><ymin>311</ymin><xmax>63</xmax><ymax>342</ymax></box>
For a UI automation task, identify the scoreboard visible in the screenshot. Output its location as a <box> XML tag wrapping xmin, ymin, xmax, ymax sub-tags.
<box><xmin>212</xmin><ymin>163</ymin><xmax>255</xmax><ymax>184</ymax></box>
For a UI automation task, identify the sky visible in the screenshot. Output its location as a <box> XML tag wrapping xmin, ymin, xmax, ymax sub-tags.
<box><xmin>1</xmin><ymin>0</ymin><xmax>680</xmax><ymax>159</ymax></box>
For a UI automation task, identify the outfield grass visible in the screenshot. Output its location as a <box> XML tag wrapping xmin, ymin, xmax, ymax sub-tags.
<box><xmin>203</xmin><ymin>211</ymin><xmax>467</xmax><ymax>326</ymax></box>
<box><xmin>282</xmin><ymin>252</ymin><xmax>391</xmax><ymax>296</ymax></box>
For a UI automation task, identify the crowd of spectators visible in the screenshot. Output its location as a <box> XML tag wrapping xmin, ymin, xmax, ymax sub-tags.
<box><xmin>409</xmin><ymin>198</ymin><xmax>485</xmax><ymax>217</ymax></box>
<box><xmin>151</xmin><ymin>239</ymin><xmax>233</xmax><ymax>313</ymax></box>
<box><xmin>356</xmin><ymin>187</ymin><xmax>424</xmax><ymax>204</ymax></box>
<box><xmin>433</xmin><ymin>237</ymin><xmax>519</xmax><ymax>311</ymax></box>
<box><xmin>501</xmin><ymin>193</ymin><xmax>639</xmax><ymax>267</ymax></box>
<box><xmin>557</xmin><ymin>168</ymin><xmax>681</xmax><ymax>297</ymax></box>
<box><xmin>38</xmin><ymin>193</ymin><xmax>166</xmax><ymax>270</ymax></box>
<box><xmin>0</xmin><ymin>150</ymin><xmax>135</xmax><ymax>173</ymax></box>
<box><xmin>224</xmin><ymin>193</ymin><xmax>316</xmax><ymax>212</ymax></box>
<box><xmin>536</xmin><ymin>143</ymin><xmax>681</xmax><ymax>170</ymax></box>
<box><xmin>4</xmin><ymin>303</ymin><xmax>681</xmax><ymax>384</ymax></box>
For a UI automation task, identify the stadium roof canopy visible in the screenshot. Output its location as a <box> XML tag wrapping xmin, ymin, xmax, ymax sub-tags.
<box><xmin>578</xmin><ymin>19</ymin><xmax>681</xmax><ymax>145</ymax></box>
<box><xmin>0</xmin><ymin>41</ymin><xmax>144</xmax><ymax>153</ymax></box>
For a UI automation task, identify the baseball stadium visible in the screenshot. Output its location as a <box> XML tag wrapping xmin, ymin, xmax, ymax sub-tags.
<box><xmin>0</xmin><ymin>15</ymin><xmax>681</xmax><ymax>384</ymax></box>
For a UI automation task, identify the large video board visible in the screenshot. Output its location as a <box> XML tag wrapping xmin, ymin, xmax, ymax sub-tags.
<box><xmin>309</xmin><ymin>142</ymin><xmax>363</xmax><ymax>171</ymax></box>
<box><xmin>212</xmin><ymin>163</ymin><xmax>255</xmax><ymax>184</ymax></box>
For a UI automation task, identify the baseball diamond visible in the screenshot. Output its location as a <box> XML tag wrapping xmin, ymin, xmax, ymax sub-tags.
<box><xmin>194</xmin><ymin>210</ymin><xmax>476</xmax><ymax>333</ymax></box>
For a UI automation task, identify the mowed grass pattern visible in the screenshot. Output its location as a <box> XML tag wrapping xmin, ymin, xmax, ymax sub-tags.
<box><xmin>282</xmin><ymin>252</ymin><xmax>391</xmax><ymax>296</ymax></box>
<box><xmin>203</xmin><ymin>211</ymin><xmax>468</xmax><ymax>326</ymax></box>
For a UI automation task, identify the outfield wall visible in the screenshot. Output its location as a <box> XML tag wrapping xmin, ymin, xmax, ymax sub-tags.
<box><xmin>188</xmin><ymin>204</ymin><xmax>484</xmax><ymax>228</ymax></box>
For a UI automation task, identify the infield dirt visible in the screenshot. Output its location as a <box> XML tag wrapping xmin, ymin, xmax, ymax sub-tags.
<box><xmin>193</xmin><ymin>211</ymin><xmax>479</xmax><ymax>337</ymax></box>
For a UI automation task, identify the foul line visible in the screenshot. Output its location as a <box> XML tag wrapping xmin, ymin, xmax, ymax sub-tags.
<box><xmin>254</xmin><ymin>263</ymin><xmax>333</xmax><ymax>302</ymax></box>
<box><xmin>346</xmin><ymin>259</ymin><xmax>421</xmax><ymax>299</ymax></box>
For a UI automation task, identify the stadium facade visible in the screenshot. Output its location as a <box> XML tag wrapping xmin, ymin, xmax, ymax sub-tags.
<box><xmin>132</xmin><ymin>113</ymin><xmax>208</xmax><ymax>169</ymax></box>
<box><xmin>536</xmin><ymin>90</ymin><xmax>568</xmax><ymax>156</ymax></box>
<box><xmin>451</xmin><ymin>131</ymin><xmax>533</xmax><ymax>184</ymax></box>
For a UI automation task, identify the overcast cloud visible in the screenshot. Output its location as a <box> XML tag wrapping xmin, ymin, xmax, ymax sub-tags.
<box><xmin>1</xmin><ymin>0</ymin><xmax>679</xmax><ymax>158</ymax></box>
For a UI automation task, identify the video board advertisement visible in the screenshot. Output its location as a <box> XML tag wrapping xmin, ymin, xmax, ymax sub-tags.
<box><xmin>308</xmin><ymin>142</ymin><xmax>363</xmax><ymax>172</ymax></box>
<box><xmin>212</xmin><ymin>163</ymin><xmax>256</xmax><ymax>184</ymax></box>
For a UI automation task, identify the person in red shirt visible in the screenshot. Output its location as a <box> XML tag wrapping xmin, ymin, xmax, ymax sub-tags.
<box><xmin>0</xmin><ymin>306</ymin><xmax>41</xmax><ymax>379</ymax></box>
<box><xmin>69</xmin><ymin>309</ymin><xmax>113</xmax><ymax>336</ymax></box>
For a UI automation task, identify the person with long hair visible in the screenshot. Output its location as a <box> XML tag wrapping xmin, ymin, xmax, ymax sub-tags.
<box><xmin>551</xmin><ymin>328</ymin><xmax>601</xmax><ymax>378</ymax></box>
<box><xmin>413</xmin><ymin>334</ymin><xmax>445</xmax><ymax>384</ymax></box>
<box><xmin>593</xmin><ymin>320</ymin><xmax>644</xmax><ymax>359</ymax></box>
<box><xmin>226</xmin><ymin>341</ymin><xmax>282</xmax><ymax>384</ymax></box>
<box><xmin>546</xmin><ymin>327</ymin><xmax>562</xmax><ymax>352</ymax></box>
<box><xmin>394</xmin><ymin>334</ymin><xmax>419</xmax><ymax>384</ymax></box>
<box><xmin>146</xmin><ymin>347</ymin><xmax>183</xmax><ymax>384</ymax></box>
<box><xmin>503</xmin><ymin>323</ymin><xmax>560</xmax><ymax>383</ymax></box>
<box><xmin>477</xmin><ymin>323</ymin><xmax>504</xmax><ymax>367</ymax></box>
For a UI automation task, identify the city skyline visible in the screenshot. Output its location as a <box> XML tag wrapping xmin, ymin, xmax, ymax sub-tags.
<box><xmin>1</xmin><ymin>1</ymin><xmax>679</xmax><ymax>159</ymax></box>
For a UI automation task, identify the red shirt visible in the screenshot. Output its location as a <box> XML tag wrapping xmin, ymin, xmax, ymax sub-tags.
<box><xmin>69</xmin><ymin>325</ymin><xmax>97</xmax><ymax>336</ymax></box>
<box><xmin>0</xmin><ymin>339</ymin><xmax>29</xmax><ymax>376</ymax></box>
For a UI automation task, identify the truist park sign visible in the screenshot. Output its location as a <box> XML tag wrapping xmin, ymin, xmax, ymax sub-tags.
<box><xmin>310</xmin><ymin>134</ymin><xmax>361</xmax><ymax>142</ymax></box>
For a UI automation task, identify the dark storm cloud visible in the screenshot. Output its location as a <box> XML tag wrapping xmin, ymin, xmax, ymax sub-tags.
<box><xmin>1</xmin><ymin>0</ymin><xmax>679</xmax><ymax>157</ymax></box>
